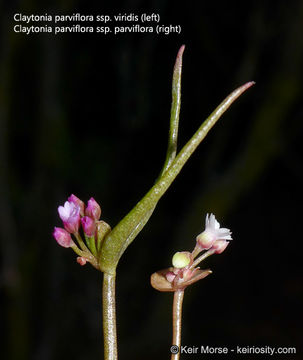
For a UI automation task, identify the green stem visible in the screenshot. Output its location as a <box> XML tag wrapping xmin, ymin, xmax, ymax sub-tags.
<box><xmin>74</xmin><ymin>232</ymin><xmax>90</xmax><ymax>253</ymax></box>
<box><xmin>171</xmin><ymin>290</ymin><xmax>184</xmax><ymax>360</ymax></box>
<box><xmin>103</xmin><ymin>272</ymin><xmax>118</xmax><ymax>360</ymax></box>
<box><xmin>99</xmin><ymin>81</ymin><xmax>255</xmax><ymax>274</ymax></box>
<box><xmin>72</xmin><ymin>233</ymin><xmax>99</xmax><ymax>269</ymax></box>
<box><xmin>85</xmin><ymin>234</ymin><xmax>97</xmax><ymax>256</ymax></box>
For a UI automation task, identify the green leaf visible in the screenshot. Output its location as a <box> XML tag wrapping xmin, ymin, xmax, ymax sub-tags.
<box><xmin>99</xmin><ymin>47</ymin><xmax>255</xmax><ymax>274</ymax></box>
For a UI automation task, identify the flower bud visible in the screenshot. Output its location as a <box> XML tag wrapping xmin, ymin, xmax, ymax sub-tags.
<box><xmin>212</xmin><ymin>240</ymin><xmax>229</xmax><ymax>254</ymax></box>
<box><xmin>53</xmin><ymin>227</ymin><xmax>74</xmax><ymax>248</ymax></box>
<box><xmin>196</xmin><ymin>230</ymin><xmax>216</xmax><ymax>250</ymax></box>
<box><xmin>81</xmin><ymin>216</ymin><xmax>96</xmax><ymax>236</ymax></box>
<box><xmin>77</xmin><ymin>257</ymin><xmax>87</xmax><ymax>266</ymax></box>
<box><xmin>68</xmin><ymin>194</ymin><xmax>85</xmax><ymax>216</ymax></box>
<box><xmin>172</xmin><ymin>251</ymin><xmax>191</xmax><ymax>269</ymax></box>
<box><xmin>58</xmin><ymin>201</ymin><xmax>80</xmax><ymax>233</ymax></box>
<box><xmin>85</xmin><ymin>197</ymin><xmax>101</xmax><ymax>220</ymax></box>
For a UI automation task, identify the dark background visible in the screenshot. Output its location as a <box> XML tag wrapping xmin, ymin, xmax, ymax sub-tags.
<box><xmin>1</xmin><ymin>1</ymin><xmax>303</xmax><ymax>359</ymax></box>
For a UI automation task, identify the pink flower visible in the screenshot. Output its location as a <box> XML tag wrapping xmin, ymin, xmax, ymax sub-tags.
<box><xmin>58</xmin><ymin>201</ymin><xmax>80</xmax><ymax>233</ymax></box>
<box><xmin>68</xmin><ymin>194</ymin><xmax>85</xmax><ymax>216</ymax></box>
<box><xmin>212</xmin><ymin>239</ymin><xmax>229</xmax><ymax>254</ymax></box>
<box><xmin>85</xmin><ymin>198</ymin><xmax>101</xmax><ymax>221</ymax></box>
<box><xmin>81</xmin><ymin>216</ymin><xmax>96</xmax><ymax>236</ymax></box>
<box><xmin>196</xmin><ymin>213</ymin><xmax>232</xmax><ymax>250</ymax></box>
<box><xmin>53</xmin><ymin>227</ymin><xmax>74</xmax><ymax>248</ymax></box>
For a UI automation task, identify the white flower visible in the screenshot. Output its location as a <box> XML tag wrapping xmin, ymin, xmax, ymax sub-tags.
<box><xmin>58</xmin><ymin>201</ymin><xmax>79</xmax><ymax>222</ymax></box>
<box><xmin>196</xmin><ymin>213</ymin><xmax>232</xmax><ymax>250</ymax></box>
<box><xmin>58</xmin><ymin>201</ymin><xmax>80</xmax><ymax>233</ymax></box>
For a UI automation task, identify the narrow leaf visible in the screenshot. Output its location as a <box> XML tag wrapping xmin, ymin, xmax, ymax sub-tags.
<box><xmin>160</xmin><ymin>45</ymin><xmax>185</xmax><ymax>175</ymax></box>
<box><xmin>99</xmin><ymin>81</ymin><xmax>255</xmax><ymax>274</ymax></box>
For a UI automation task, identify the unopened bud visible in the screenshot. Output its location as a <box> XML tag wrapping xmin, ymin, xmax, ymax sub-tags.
<box><xmin>196</xmin><ymin>230</ymin><xmax>216</xmax><ymax>250</ymax></box>
<box><xmin>212</xmin><ymin>240</ymin><xmax>229</xmax><ymax>254</ymax></box>
<box><xmin>81</xmin><ymin>216</ymin><xmax>96</xmax><ymax>236</ymax></box>
<box><xmin>53</xmin><ymin>227</ymin><xmax>74</xmax><ymax>248</ymax></box>
<box><xmin>85</xmin><ymin>197</ymin><xmax>101</xmax><ymax>220</ymax></box>
<box><xmin>68</xmin><ymin>194</ymin><xmax>85</xmax><ymax>216</ymax></box>
<box><xmin>77</xmin><ymin>257</ymin><xmax>87</xmax><ymax>266</ymax></box>
<box><xmin>172</xmin><ymin>251</ymin><xmax>191</xmax><ymax>269</ymax></box>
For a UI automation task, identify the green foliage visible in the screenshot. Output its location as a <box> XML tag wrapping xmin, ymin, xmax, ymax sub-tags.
<box><xmin>99</xmin><ymin>47</ymin><xmax>254</xmax><ymax>275</ymax></box>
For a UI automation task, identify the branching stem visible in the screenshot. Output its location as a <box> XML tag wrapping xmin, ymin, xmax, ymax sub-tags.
<box><xmin>99</xmin><ymin>81</ymin><xmax>254</xmax><ymax>274</ymax></box>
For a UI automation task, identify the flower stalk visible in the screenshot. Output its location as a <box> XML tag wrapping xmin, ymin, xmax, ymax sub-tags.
<box><xmin>151</xmin><ymin>213</ymin><xmax>233</xmax><ymax>360</ymax></box>
<box><xmin>53</xmin><ymin>46</ymin><xmax>254</xmax><ymax>360</ymax></box>
<box><xmin>171</xmin><ymin>290</ymin><xmax>184</xmax><ymax>360</ymax></box>
<box><xmin>190</xmin><ymin>248</ymin><xmax>215</xmax><ymax>269</ymax></box>
<box><xmin>103</xmin><ymin>273</ymin><xmax>117</xmax><ymax>360</ymax></box>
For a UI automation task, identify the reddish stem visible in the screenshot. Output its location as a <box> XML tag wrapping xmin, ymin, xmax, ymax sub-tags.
<box><xmin>171</xmin><ymin>290</ymin><xmax>184</xmax><ymax>360</ymax></box>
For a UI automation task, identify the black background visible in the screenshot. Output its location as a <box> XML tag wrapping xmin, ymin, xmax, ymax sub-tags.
<box><xmin>1</xmin><ymin>1</ymin><xmax>303</xmax><ymax>359</ymax></box>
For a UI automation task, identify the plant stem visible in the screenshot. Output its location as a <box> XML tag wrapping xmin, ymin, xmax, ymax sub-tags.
<box><xmin>103</xmin><ymin>272</ymin><xmax>118</xmax><ymax>360</ymax></box>
<box><xmin>99</xmin><ymin>82</ymin><xmax>254</xmax><ymax>274</ymax></box>
<box><xmin>171</xmin><ymin>290</ymin><xmax>184</xmax><ymax>360</ymax></box>
<box><xmin>190</xmin><ymin>249</ymin><xmax>215</xmax><ymax>269</ymax></box>
<box><xmin>74</xmin><ymin>232</ymin><xmax>91</xmax><ymax>253</ymax></box>
<box><xmin>70</xmin><ymin>243</ymin><xmax>99</xmax><ymax>269</ymax></box>
<box><xmin>84</xmin><ymin>234</ymin><xmax>98</xmax><ymax>256</ymax></box>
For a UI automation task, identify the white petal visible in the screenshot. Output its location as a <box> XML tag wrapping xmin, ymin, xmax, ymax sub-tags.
<box><xmin>208</xmin><ymin>213</ymin><xmax>214</xmax><ymax>228</ymax></box>
<box><xmin>218</xmin><ymin>228</ymin><xmax>231</xmax><ymax>234</ymax></box>
<box><xmin>209</xmin><ymin>213</ymin><xmax>220</xmax><ymax>230</ymax></box>
<box><xmin>58</xmin><ymin>205</ymin><xmax>69</xmax><ymax>220</ymax></box>
<box><xmin>218</xmin><ymin>234</ymin><xmax>232</xmax><ymax>240</ymax></box>
<box><xmin>64</xmin><ymin>201</ymin><xmax>73</xmax><ymax>212</ymax></box>
<box><xmin>205</xmin><ymin>213</ymin><xmax>210</xmax><ymax>228</ymax></box>
<box><xmin>214</xmin><ymin>218</ymin><xmax>220</xmax><ymax>230</ymax></box>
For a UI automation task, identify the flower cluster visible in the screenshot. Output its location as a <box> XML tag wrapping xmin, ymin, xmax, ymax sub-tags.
<box><xmin>53</xmin><ymin>194</ymin><xmax>111</xmax><ymax>269</ymax></box>
<box><xmin>151</xmin><ymin>213</ymin><xmax>232</xmax><ymax>292</ymax></box>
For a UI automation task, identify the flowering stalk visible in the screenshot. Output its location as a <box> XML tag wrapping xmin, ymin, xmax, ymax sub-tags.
<box><xmin>53</xmin><ymin>46</ymin><xmax>254</xmax><ymax>360</ymax></box>
<box><xmin>103</xmin><ymin>273</ymin><xmax>117</xmax><ymax>360</ymax></box>
<box><xmin>99</xmin><ymin>79</ymin><xmax>254</xmax><ymax>275</ymax></box>
<box><xmin>190</xmin><ymin>248</ymin><xmax>215</xmax><ymax>269</ymax></box>
<box><xmin>97</xmin><ymin>46</ymin><xmax>252</xmax><ymax>356</ymax></box>
<box><xmin>53</xmin><ymin>197</ymin><xmax>105</xmax><ymax>270</ymax></box>
<box><xmin>171</xmin><ymin>290</ymin><xmax>184</xmax><ymax>360</ymax></box>
<box><xmin>151</xmin><ymin>213</ymin><xmax>232</xmax><ymax>359</ymax></box>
